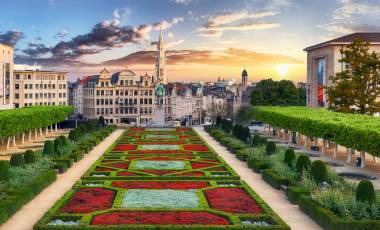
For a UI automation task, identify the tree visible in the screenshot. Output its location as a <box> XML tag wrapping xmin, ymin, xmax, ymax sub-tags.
<box><xmin>235</xmin><ymin>105</ymin><xmax>251</xmax><ymax>125</ymax></box>
<box><xmin>43</xmin><ymin>140</ymin><xmax>54</xmax><ymax>155</ymax></box>
<box><xmin>207</xmin><ymin>100</ymin><xmax>227</xmax><ymax>125</ymax></box>
<box><xmin>251</xmin><ymin>79</ymin><xmax>306</xmax><ymax>106</ymax></box>
<box><xmin>98</xmin><ymin>116</ymin><xmax>106</xmax><ymax>127</ymax></box>
<box><xmin>327</xmin><ymin>39</ymin><xmax>380</xmax><ymax>115</ymax></box>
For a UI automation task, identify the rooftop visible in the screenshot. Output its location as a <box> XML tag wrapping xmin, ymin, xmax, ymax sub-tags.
<box><xmin>304</xmin><ymin>32</ymin><xmax>380</xmax><ymax>51</ymax></box>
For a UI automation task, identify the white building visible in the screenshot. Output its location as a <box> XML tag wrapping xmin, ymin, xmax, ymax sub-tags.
<box><xmin>13</xmin><ymin>65</ymin><xmax>68</xmax><ymax>108</ymax></box>
<box><xmin>0</xmin><ymin>43</ymin><xmax>13</xmax><ymax>110</ymax></box>
<box><xmin>304</xmin><ymin>32</ymin><xmax>380</xmax><ymax>108</ymax></box>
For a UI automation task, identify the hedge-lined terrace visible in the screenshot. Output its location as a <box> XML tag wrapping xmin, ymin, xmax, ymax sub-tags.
<box><xmin>251</xmin><ymin>106</ymin><xmax>380</xmax><ymax>166</ymax></box>
<box><xmin>0</xmin><ymin>106</ymin><xmax>73</xmax><ymax>149</ymax></box>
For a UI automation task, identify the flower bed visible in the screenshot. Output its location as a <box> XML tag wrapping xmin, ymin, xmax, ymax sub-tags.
<box><xmin>91</xmin><ymin>211</ymin><xmax>230</xmax><ymax>225</ymax></box>
<box><xmin>35</xmin><ymin>127</ymin><xmax>289</xmax><ymax>229</ymax></box>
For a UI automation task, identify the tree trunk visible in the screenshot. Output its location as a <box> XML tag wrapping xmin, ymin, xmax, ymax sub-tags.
<box><xmin>360</xmin><ymin>151</ymin><xmax>366</xmax><ymax>168</ymax></box>
<box><xmin>304</xmin><ymin>136</ymin><xmax>308</xmax><ymax>148</ymax></box>
<box><xmin>29</xmin><ymin>130</ymin><xmax>32</xmax><ymax>141</ymax></box>
<box><xmin>333</xmin><ymin>143</ymin><xmax>338</xmax><ymax>159</ymax></box>
<box><xmin>46</xmin><ymin>127</ymin><xmax>49</xmax><ymax>135</ymax></box>
<box><xmin>321</xmin><ymin>139</ymin><xmax>326</xmax><ymax>154</ymax></box>
<box><xmin>7</xmin><ymin>137</ymin><xmax>10</xmax><ymax>150</ymax></box>
<box><xmin>347</xmin><ymin>148</ymin><xmax>353</xmax><ymax>163</ymax></box>
<box><xmin>55</xmin><ymin>123</ymin><xmax>58</xmax><ymax>132</ymax></box>
<box><xmin>22</xmin><ymin>133</ymin><xmax>25</xmax><ymax>144</ymax></box>
<box><xmin>12</xmin><ymin>135</ymin><xmax>16</xmax><ymax>146</ymax></box>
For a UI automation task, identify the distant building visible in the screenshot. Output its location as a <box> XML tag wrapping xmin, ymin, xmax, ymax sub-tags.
<box><xmin>0</xmin><ymin>43</ymin><xmax>13</xmax><ymax>110</ymax></box>
<box><xmin>13</xmin><ymin>65</ymin><xmax>68</xmax><ymax>108</ymax></box>
<box><xmin>81</xmin><ymin>67</ymin><xmax>156</xmax><ymax>125</ymax></box>
<box><xmin>304</xmin><ymin>32</ymin><xmax>380</xmax><ymax>108</ymax></box>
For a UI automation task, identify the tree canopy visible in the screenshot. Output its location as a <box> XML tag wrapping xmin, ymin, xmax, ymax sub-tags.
<box><xmin>327</xmin><ymin>39</ymin><xmax>380</xmax><ymax>115</ymax></box>
<box><xmin>251</xmin><ymin>79</ymin><xmax>305</xmax><ymax>106</ymax></box>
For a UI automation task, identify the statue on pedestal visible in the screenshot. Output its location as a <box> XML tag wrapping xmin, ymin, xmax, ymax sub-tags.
<box><xmin>155</xmin><ymin>83</ymin><xmax>165</xmax><ymax>108</ymax></box>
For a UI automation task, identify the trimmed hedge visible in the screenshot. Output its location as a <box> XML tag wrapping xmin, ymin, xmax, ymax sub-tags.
<box><xmin>262</xmin><ymin>169</ymin><xmax>291</xmax><ymax>190</ymax></box>
<box><xmin>285</xmin><ymin>186</ymin><xmax>309</xmax><ymax>204</ymax></box>
<box><xmin>0</xmin><ymin>106</ymin><xmax>73</xmax><ymax>139</ymax></box>
<box><xmin>0</xmin><ymin>170</ymin><xmax>57</xmax><ymax>224</ymax></box>
<box><xmin>251</xmin><ymin>106</ymin><xmax>380</xmax><ymax>157</ymax></box>
<box><xmin>299</xmin><ymin>196</ymin><xmax>380</xmax><ymax>230</ymax></box>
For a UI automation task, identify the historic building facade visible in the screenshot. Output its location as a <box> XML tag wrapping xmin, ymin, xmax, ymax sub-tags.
<box><xmin>0</xmin><ymin>43</ymin><xmax>13</xmax><ymax>110</ymax></box>
<box><xmin>304</xmin><ymin>32</ymin><xmax>380</xmax><ymax>108</ymax></box>
<box><xmin>13</xmin><ymin>64</ymin><xmax>68</xmax><ymax>108</ymax></box>
<box><xmin>81</xmin><ymin>67</ymin><xmax>156</xmax><ymax>125</ymax></box>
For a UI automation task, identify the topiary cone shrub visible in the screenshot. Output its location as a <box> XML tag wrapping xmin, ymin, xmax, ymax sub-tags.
<box><xmin>43</xmin><ymin>140</ymin><xmax>54</xmax><ymax>155</ymax></box>
<box><xmin>311</xmin><ymin>160</ymin><xmax>327</xmax><ymax>183</ymax></box>
<box><xmin>10</xmin><ymin>154</ymin><xmax>25</xmax><ymax>167</ymax></box>
<box><xmin>0</xmin><ymin>161</ymin><xmax>10</xmax><ymax>181</ymax></box>
<box><xmin>54</xmin><ymin>138</ymin><xmax>62</xmax><ymax>155</ymax></box>
<box><xmin>266</xmin><ymin>141</ymin><xmax>277</xmax><ymax>155</ymax></box>
<box><xmin>296</xmin><ymin>155</ymin><xmax>311</xmax><ymax>173</ymax></box>
<box><xmin>24</xmin><ymin>150</ymin><xmax>36</xmax><ymax>164</ymax></box>
<box><xmin>356</xmin><ymin>180</ymin><xmax>376</xmax><ymax>204</ymax></box>
<box><xmin>59</xmin><ymin>135</ymin><xmax>67</xmax><ymax>146</ymax></box>
<box><xmin>252</xmin><ymin>134</ymin><xmax>261</xmax><ymax>147</ymax></box>
<box><xmin>284</xmin><ymin>149</ymin><xmax>295</xmax><ymax>167</ymax></box>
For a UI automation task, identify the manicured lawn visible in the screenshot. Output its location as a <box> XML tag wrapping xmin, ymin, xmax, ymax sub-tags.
<box><xmin>35</xmin><ymin>127</ymin><xmax>289</xmax><ymax>229</ymax></box>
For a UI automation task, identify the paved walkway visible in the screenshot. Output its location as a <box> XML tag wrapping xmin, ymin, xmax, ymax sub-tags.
<box><xmin>194</xmin><ymin>127</ymin><xmax>321</xmax><ymax>230</ymax></box>
<box><xmin>0</xmin><ymin>129</ymin><xmax>124</xmax><ymax>230</ymax></box>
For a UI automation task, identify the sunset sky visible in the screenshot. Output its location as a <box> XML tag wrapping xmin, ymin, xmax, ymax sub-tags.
<box><xmin>0</xmin><ymin>0</ymin><xmax>379</xmax><ymax>82</ymax></box>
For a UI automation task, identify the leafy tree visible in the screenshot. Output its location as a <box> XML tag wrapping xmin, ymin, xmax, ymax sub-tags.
<box><xmin>266</xmin><ymin>141</ymin><xmax>277</xmax><ymax>155</ymax></box>
<box><xmin>216</xmin><ymin>116</ymin><xmax>222</xmax><ymax>127</ymax></box>
<box><xmin>98</xmin><ymin>116</ymin><xmax>106</xmax><ymax>127</ymax></box>
<box><xmin>251</xmin><ymin>79</ymin><xmax>306</xmax><ymax>106</ymax></box>
<box><xmin>311</xmin><ymin>160</ymin><xmax>327</xmax><ymax>183</ymax></box>
<box><xmin>284</xmin><ymin>149</ymin><xmax>296</xmax><ymax>167</ymax></box>
<box><xmin>54</xmin><ymin>138</ymin><xmax>62</xmax><ymax>155</ymax></box>
<box><xmin>235</xmin><ymin>105</ymin><xmax>251</xmax><ymax>125</ymax></box>
<box><xmin>296</xmin><ymin>155</ymin><xmax>311</xmax><ymax>173</ymax></box>
<box><xmin>327</xmin><ymin>39</ymin><xmax>380</xmax><ymax>115</ymax></box>
<box><xmin>207</xmin><ymin>101</ymin><xmax>227</xmax><ymax>125</ymax></box>
<box><xmin>221</xmin><ymin>119</ymin><xmax>233</xmax><ymax>133</ymax></box>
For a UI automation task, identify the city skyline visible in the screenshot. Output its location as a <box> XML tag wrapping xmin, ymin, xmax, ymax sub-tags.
<box><xmin>0</xmin><ymin>0</ymin><xmax>379</xmax><ymax>82</ymax></box>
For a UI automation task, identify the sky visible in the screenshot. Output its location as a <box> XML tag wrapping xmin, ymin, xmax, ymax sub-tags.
<box><xmin>0</xmin><ymin>0</ymin><xmax>380</xmax><ymax>82</ymax></box>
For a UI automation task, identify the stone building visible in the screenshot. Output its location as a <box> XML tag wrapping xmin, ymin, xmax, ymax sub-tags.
<box><xmin>0</xmin><ymin>43</ymin><xmax>13</xmax><ymax>110</ymax></box>
<box><xmin>304</xmin><ymin>32</ymin><xmax>380</xmax><ymax>108</ymax></box>
<box><xmin>13</xmin><ymin>64</ymin><xmax>68</xmax><ymax>108</ymax></box>
<box><xmin>81</xmin><ymin>67</ymin><xmax>156</xmax><ymax>125</ymax></box>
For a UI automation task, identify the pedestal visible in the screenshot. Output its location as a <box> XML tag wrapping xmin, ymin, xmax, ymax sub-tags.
<box><xmin>154</xmin><ymin>107</ymin><xmax>165</xmax><ymax>126</ymax></box>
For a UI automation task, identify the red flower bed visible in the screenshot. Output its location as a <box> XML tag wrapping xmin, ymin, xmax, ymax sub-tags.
<box><xmin>117</xmin><ymin>171</ymin><xmax>141</xmax><ymax>176</ymax></box>
<box><xmin>102</xmin><ymin>160</ymin><xmax>119</xmax><ymax>163</ymax></box>
<box><xmin>183</xmin><ymin>144</ymin><xmax>209</xmax><ymax>151</ymax></box>
<box><xmin>92</xmin><ymin>211</ymin><xmax>229</xmax><ymax>225</ymax></box>
<box><xmin>176</xmin><ymin>171</ymin><xmax>204</xmax><ymax>177</ymax></box>
<box><xmin>125</xmin><ymin>156</ymin><xmax>144</xmax><ymax>160</ymax></box>
<box><xmin>113</xmin><ymin>144</ymin><xmax>137</xmax><ymax>151</ymax></box>
<box><xmin>61</xmin><ymin>188</ymin><xmax>115</xmax><ymax>214</ymax></box>
<box><xmin>142</xmin><ymin>157</ymin><xmax>178</xmax><ymax>161</ymax></box>
<box><xmin>191</xmin><ymin>162</ymin><xmax>217</xmax><ymax>169</ymax></box>
<box><xmin>135</xmin><ymin>141</ymin><xmax>184</xmax><ymax>145</ymax></box>
<box><xmin>95</xmin><ymin>167</ymin><xmax>113</xmax><ymax>172</ymax></box>
<box><xmin>142</xmin><ymin>170</ymin><xmax>181</xmax><ymax>175</ymax></box>
<box><xmin>128</xmin><ymin>150</ymin><xmax>191</xmax><ymax>155</ymax></box>
<box><xmin>130</xmin><ymin>127</ymin><xmax>145</xmax><ymax>131</ymax></box>
<box><xmin>112</xmin><ymin>181</ymin><xmax>209</xmax><ymax>189</ymax></box>
<box><xmin>204</xmin><ymin>188</ymin><xmax>262</xmax><ymax>214</ymax></box>
<box><xmin>105</xmin><ymin>162</ymin><xmax>130</xmax><ymax>170</ymax></box>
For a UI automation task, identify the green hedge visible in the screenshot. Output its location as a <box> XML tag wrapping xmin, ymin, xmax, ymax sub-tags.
<box><xmin>0</xmin><ymin>106</ymin><xmax>73</xmax><ymax>139</ymax></box>
<box><xmin>298</xmin><ymin>196</ymin><xmax>380</xmax><ymax>230</ymax></box>
<box><xmin>251</xmin><ymin>106</ymin><xmax>380</xmax><ymax>156</ymax></box>
<box><xmin>0</xmin><ymin>170</ymin><xmax>57</xmax><ymax>224</ymax></box>
<box><xmin>285</xmin><ymin>186</ymin><xmax>309</xmax><ymax>204</ymax></box>
<box><xmin>262</xmin><ymin>169</ymin><xmax>291</xmax><ymax>190</ymax></box>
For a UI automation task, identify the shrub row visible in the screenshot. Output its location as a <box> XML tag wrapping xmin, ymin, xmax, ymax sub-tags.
<box><xmin>205</xmin><ymin>125</ymin><xmax>380</xmax><ymax>230</ymax></box>
<box><xmin>0</xmin><ymin>106</ymin><xmax>73</xmax><ymax>139</ymax></box>
<box><xmin>0</xmin><ymin>170</ymin><xmax>56</xmax><ymax>224</ymax></box>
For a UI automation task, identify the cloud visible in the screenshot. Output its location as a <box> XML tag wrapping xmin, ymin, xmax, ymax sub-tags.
<box><xmin>172</xmin><ymin>0</ymin><xmax>192</xmax><ymax>5</ymax></box>
<box><xmin>22</xmin><ymin>42</ymin><xmax>50</xmax><ymax>57</ymax></box>
<box><xmin>153</xmin><ymin>17</ymin><xmax>184</xmax><ymax>30</ymax></box>
<box><xmin>198</xmin><ymin>10</ymin><xmax>280</xmax><ymax>37</ymax></box>
<box><xmin>168</xmin><ymin>32</ymin><xmax>174</xmax><ymax>38</ymax></box>
<box><xmin>102</xmin><ymin>48</ymin><xmax>302</xmax><ymax>67</ymax></box>
<box><xmin>56</xmin><ymin>29</ymin><xmax>69</xmax><ymax>38</ymax></box>
<box><xmin>0</xmin><ymin>30</ymin><xmax>25</xmax><ymax>46</ymax></box>
<box><xmin>326</xmin><ymin>0</ymin><xmax>380</xmax><ymax>34</ymax></box>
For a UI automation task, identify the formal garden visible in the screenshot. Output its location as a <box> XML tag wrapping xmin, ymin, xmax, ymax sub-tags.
<box><xmin>206</xmin><ymin>114</ymin><xmax>380</xmax><ymax>230</ymax></box>
<box><xmin>0</xmin><ymin>106</ymin><xmax>116</xmax><ymax>225</ymax></box>
<box><xmin>34</xmin><ymin>127</ymin><xmax>289</xmax><ymax>229</ymax></box>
